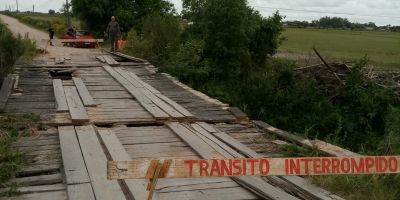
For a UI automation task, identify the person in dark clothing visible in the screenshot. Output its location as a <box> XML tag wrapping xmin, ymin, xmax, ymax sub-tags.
<box><xmin>106</xmin><ymin>16</ymin><xmax>121</xmax><ymax>52</ymax></box>
<box><xmin>48</xmin><ymin>27</ymin><xmax>55</xmax><ymax>46</ymax></box>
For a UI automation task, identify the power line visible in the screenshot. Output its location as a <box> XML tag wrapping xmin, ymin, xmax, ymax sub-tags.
<box><xmin>252</xmin><ymin>5</ymin><xmax>400</xmax><ymax>19</ymax></box>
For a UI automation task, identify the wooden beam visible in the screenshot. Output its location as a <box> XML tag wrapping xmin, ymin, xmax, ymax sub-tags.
<box><xmin>75</xmin><ymin>125</ymin><xmax>126</xmax><ymax>200</ymax></box>
<box><xmin>58</xmin><ymin>126</ymin><xmax>90</xmax><ymax>185</ymax></box>
<box><xmin>64</xmin><ymin>86</ymin><xmax>89</xmax><ymax>123</ymax></box>
<box><xmin>52</xmin><ymin>79</ymin><xmax>69</xmax><ymax>112</ymax></box>
<box><xmin>103</xmin><ymin>65</ymin><xmax>169</xmax><ymax>120</ymax></box>
<box><xmin>72</xmin><ymin>77</ymin><xmax>96</xmax><ymax>107</ymax></box>
<box><xmin>165</xmin><ymin>122</ymin><xmax>298</xmax><ymax>200</ymax></box>
<box><xmin>0</xmin><ymin>75</ymin><xmax>16</xmax><ymax>112</ymax></box>
<box><xmin>202</xmin><ymin>122</ymin><xmax>344</xmax><ymax>200</ymax></box>
<box><xmin>67</xmin><ymin>183</ymin><xmax>96</xmax><ymax>200</ymax></box>
<box><xmin>98</xmin><ymin>129</ymin><xmax>151</xmax><ymax>200</ymax></box>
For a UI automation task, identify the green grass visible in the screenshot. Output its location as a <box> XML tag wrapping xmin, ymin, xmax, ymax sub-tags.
<box><xmin>0</xmin><ymin>113</ymin><xmax>45</xmax><ymax>196</ymax></box>
<box><xmin>279</xmin><ymin>28</ymin><xmax>400</xmax><ymax>70</ymax></box>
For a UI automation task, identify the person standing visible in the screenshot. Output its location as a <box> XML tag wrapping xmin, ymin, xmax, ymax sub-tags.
<box><xmin>48</xmin><ymin>27</ymin><xmax>55</xmax><ymax>46</ymax></box>
<box><xmin>106</xmin><ymin>16</ymin><xmax>121</xmax><ymax>52</ymax></box>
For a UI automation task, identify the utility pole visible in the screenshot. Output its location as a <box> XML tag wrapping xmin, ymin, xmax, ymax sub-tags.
<box><xmin>33</xmin><ymin>5</ymin><xmax>35</xmax><ymax>13</ymax></box>
<box><xmin>66</xmin><ymin>0</ymin><xmax>72</xmax><ymax>27</ymax></box>
<box><xmin>16</xmin><ymin>0</ymin><xmax>18</xmax><ymax>12</ymax></box>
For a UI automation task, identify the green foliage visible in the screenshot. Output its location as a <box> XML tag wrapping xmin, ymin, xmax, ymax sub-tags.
<box><xmin>72</xmin><ymin>0</ymin><xmax>174</xmax><ymax>34</ymax></box>
<box><xmin>124</xmin><ymin>13</ymin><xmax>181</xmax><ymax>65</ymax></box>
<box><xmin>0</xmin><ymin>113</ymin><xmax>43</xmax><ymax>194</ymax></box>
<box><xmin>0</xmin><ymin>23</ymin><xmax>36</xmax><ymax>78</ymax></box>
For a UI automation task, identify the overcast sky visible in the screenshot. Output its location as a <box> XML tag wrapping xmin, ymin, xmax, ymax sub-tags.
<box><xmin>1</xmin><ymin>0</ymin><xmax>399</xmax><ymax>25</ymax></box>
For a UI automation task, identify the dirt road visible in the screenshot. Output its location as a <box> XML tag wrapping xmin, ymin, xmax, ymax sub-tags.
<box><xmin>0</xmin><ymin>14</ymin><xmax>98</xmax><ymax>58</ymax></box>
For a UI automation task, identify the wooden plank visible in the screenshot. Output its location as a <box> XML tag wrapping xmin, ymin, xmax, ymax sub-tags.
<box><xmin>53</xmin><ymin>79</ymin><xmax>69</xmax><ymax>112</ymax></box>
<box><xmin>0</xmin><ymin>75</ymin><xmax>16</xmax><ymax>111</ymax></box>
<box><xmin>166</xmin><ymin>122</ymin><xmax>219</xmax><ymax>158</ymax></box>
<box><xmin>205</xmin><ymin>123</ymin><xmax>343</xmax><ymax>200</ymax></box>
<box><xmin>253</xmin><ymin>120</ymin><xmax>359</xmax><ymax>157</ymax></box>
<box><xmin>103</xmin><ymin>55</ymin><xmax>119</xmax><ymax>66</ymax></box>
<box><xmin>198</xmin><ymin>122</ymin><xmax>260</xmax><ymax>158</ymax></box>
<box><xmin>64</xmin><ymin>86</ymin><xmax>89</xmax><ymax>123</ymax></box>
<box><xmin>123</xmin><ymin>70</ymin><xmax>194</xmax><ymax>118</ymax></box>
<box><xmin>15</xmin><ymin>174</ymin><xmax>63</xmax><ymax>186</ymax></box>
<box><xmin>0</xmin><ymin>184</ymin><xmax>66</xmax><ymax>194</ymax></box>
<box><xmin>98</xmin><ymin>129</ymin><xmax>150</xmax><ymax>200</ymax></box>
<box><xmin>110</xmin><ymin>51</ymin><xmax>148</xmax><ymax>63</ymax></box>
<box><xmin>58</xmin><ymin>126</ymin><xmax>90</xmax><ymax>185</ymax></box>
<box><xmin>67</xmin><ymin>183</ymin><xmax>96</xmax><ymax>200</ymax></box>
<box><xmin>115</xmin><ymin>68</ymin><xmax>184</xmax><ymax>118</ymax></box>
<box><xmin>6</xmin><ymin>191</ymin><xmax>67</xmax><ymax>200</ymax></box>
<box><xmin>72</xmin><ymin>77</ymin><xmax>96</xmax><ymax>107</ymax></box>
<box><xmin>96</xmin><ymin>56</ymin><xmax>106</xmax><ymax>63</ymax></box>
<box><xmin>103</xmin><ymin>65</ymin><xmax>169</xmax><ymax>119</ymax></box>
<box><xmin>165</xmin><ymin>122</ymin><xmax>298</xmax><ymax>200</ymax></box>
<box><xmin>75</xmin><ymin>125</ymin><xmax>125</xmax><ymax>200</ymax></box>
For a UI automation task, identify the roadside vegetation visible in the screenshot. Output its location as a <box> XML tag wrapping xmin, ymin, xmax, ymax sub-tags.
<box><xmin>0</xmin><ymin>113</ymin><xmax>43</xmax><ymax>196</ymax></box>
<box><xmin>0</xmin><ymin>22</ymin><xmax>36</xmax><ymax>79</ymax></box>
<box><xmin>71</xmin><ymin>0</ymin><xmax>400</xmax><ymax>199</ymax></box>
<box><xmin>0</xmin><ymin>20</ymin><xmax>40</xmax><ymax>196</ymax></box>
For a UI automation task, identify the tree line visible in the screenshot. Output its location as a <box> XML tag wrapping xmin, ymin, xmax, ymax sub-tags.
<box><xmin>285</xmin><ymin>16</ymin><xmax>400</xmax><ymax>32</ymax></box>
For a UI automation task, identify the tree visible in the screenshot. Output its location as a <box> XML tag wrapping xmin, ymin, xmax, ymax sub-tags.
<box><xmin>48</xmin><ymin>9</ymin><xmax>56</xmax><ymax>15</ymax></box>
<box><xmin>71</xmin><ymin>0</ymin><xmax>174</xmax><ymax>34</ymax></box>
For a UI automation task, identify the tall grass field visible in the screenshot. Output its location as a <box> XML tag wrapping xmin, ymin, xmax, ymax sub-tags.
<box><xmin>280</xmin><ymin>28</ymin><xmax>400</xmax><ymax>70</ymax></box>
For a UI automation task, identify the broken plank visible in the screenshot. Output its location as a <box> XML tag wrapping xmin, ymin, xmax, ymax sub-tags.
<box><xmin>0</xmin><ymin>75</ymin><xmax>16</xmax><ymax>111</ymax></box>
<box><xmin>53</xmin><ymin>79</ymin><xmax>69</xmax><ymax>112</ymax></box>
<box><xmin>64</xmin><ymin>86</ymin><xmax>89</xmax><ymax>123</ymax></box>
<box><xmin>58</xmin><ymin>126</ymin><xmax>90</xmax><ymax>185</ymax></box>
<box><xmin>72</xmin><ymin>77</ymin><xmax>96</xmax><ymax>107</ymax></box>
<box><xmin>98</xmin><ymin>129</ymin><xmax>150</xmax><ymax>200</ymax></box>
<box><xmin>75</xmin><ymin>125</ymin><xmax>125</xmax><ymax>200</ymax></box>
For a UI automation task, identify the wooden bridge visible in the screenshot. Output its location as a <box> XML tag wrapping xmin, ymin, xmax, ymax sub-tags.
<box><xmin>0</xmin><ymin>48</ymin><xmax>351</xmax><ymax>200</ymax></box>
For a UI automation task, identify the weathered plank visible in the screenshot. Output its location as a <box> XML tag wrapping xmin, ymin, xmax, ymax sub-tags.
<box><xmin>58</xmin><ymin>126</ymin><xmax>90</xmax><ymax>185</ymax></box>
<box><xmin>67</xmin><ymin>183</ymin><xmax>96</xmax><ymax>200</ymax></box>
<box><xmin>166</xmin><ymin>122</ymin><xmax>298</xmax><ymax>200</ymax></box>
<box><xmin>203</xmin><ymin>123</ymin><xmax>343</xmax><ymax>200</ymax></box>
<box><xmin>72</xmin><ymin>77</ymin><xmax>96</xmax><ymax>107</ymax></box>
<box><xmin>253</xmin><ymin>120</ymin><xmax>359</xmax><ymax>157</ymax></box>
<box><xmin>115</xmin><ymin>68</ymin><xmax>184</xmax><ymax>118</ymax></box>
<box><xmin>0</xmin><ymin>75</ymin><xmax>16</xmax><ymax>111</ymax></box>
<box><xmin>98</xmin><ymin>129</ymin><xmax>150</xmax><ymax>200</ymax></box>
<box><xmin>64</xmin><ymin>86</ymin><xmax>89</xmax><ymax>123</ymax></box>
<box><xmin>14</xmin><ymin>174</ymin><xmax>63</xmax><ymax>186</ymax></box>
<box><xmin>75</xmin><ymin>125</ymin><xmax>125</xmax><ymax>200</ymax></box>
<box><xmin>96</xmin><ymin>56</ymin><xmax>106</xmax><ymax>63</ymax></box>
<box><xmin>53</xmin><ymin>79</ymin><xmax>69</xmax><ymax>112</ymax></box>
<box><xmin>103</xmin><ymin>65</ymin><xmax>169</xmax><ymax>119</ymax></box>
<box><xmin>0</xmin><ymin>184</ymin><xmax>66</xmax><ymax>194</ymax></box>
<box><xmin>6</xmin><ymin>191</ymin><xmax>67</xmax><ymax>200</ymax></box>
